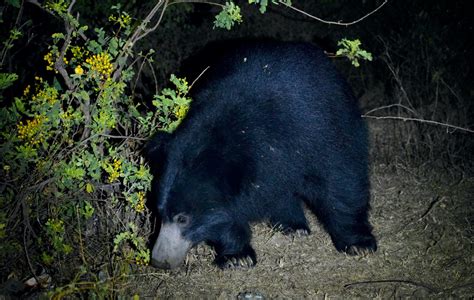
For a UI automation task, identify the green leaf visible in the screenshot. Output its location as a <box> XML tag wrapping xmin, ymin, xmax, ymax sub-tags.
<box><xmin>80</xmin><ymin>90</ymin><xmax>90</xmax><ymax>101</ymax></box>
<box><xmin>214</xmin><ymin>2</ymin><xmax>242</xmax><ymax>30</ymax></box>
<box><xmin>14</xmin><ymin>98</ymin><xmax>25</xmax><ymax>113</ymax></box>
<box><xmin>7</xmin><ymin>0</ymin><xmax>21</xmax><ymax>8</ymax></box>
<box><xmin>0</xmin><ymin>73</ymin><xmax>18</xmax><ymax>90</ymax></box>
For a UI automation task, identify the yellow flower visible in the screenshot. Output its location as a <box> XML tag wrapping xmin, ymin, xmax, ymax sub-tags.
<box><xmin>71</xmin><ymin>46</ymin><xmax>88</xmax><ymax>59</ymax></box>
<box><xmin>109</xmin><ymin>12</ymin><xmax>132</xmax><ymax>28</ymax></box>
<box><xmin>32</xmin><ymin>87</ymin><xmax>59</xmax><ymax>105</ymax></box>
<box><xmin>44</xmin><ymin>52</ymin><xmax>55</xmax><ymax>72</ymax></box>
<box><xmin>135</xmin><ymin>191</ymin><xmax>146</xmax><ymax>213</ymax></box>
<box><xmin>23</xmin><ymin>85</ymin><xmax>31</xmax><ymax>97</ymax></box>
<box><xmin>108</xmin><ymin>158</ymin><xmax>122</xmax><ymax>182</ymax></box>
<box><xmin>85</xmin><ymin>183</ymin><xmax>94</xmax><ymax>193</ymax></box>
<box><xmin>17</xmin><ymin>115</ymin><xmax>48</xmax><ymax>146</ymax></box>
<box><xmin>75</xmin><ymin>65</ymin><xmax>84</xmax><ymax>75</ymax></box>
<box><xmin>174</xmin><ymin>104</ymin><xmax>189</xmax><ymax>120</ymax></box>
<box><xmin>86</xmin><ymin>52</ymin><xmax>113</xmax><ymax>79</ymax></box>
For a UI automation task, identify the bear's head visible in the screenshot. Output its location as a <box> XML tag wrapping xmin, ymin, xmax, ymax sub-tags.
<box><xmin>146</xmin><ymin>132</ymin><xmax>250</xmax><ymax>269</ymax></box>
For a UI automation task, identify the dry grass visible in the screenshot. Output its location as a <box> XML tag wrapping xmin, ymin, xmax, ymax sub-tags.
<box><xmin>128</xmin><ymin>126</ymin><xmax>473</xmax><ymax>298</ymax></box>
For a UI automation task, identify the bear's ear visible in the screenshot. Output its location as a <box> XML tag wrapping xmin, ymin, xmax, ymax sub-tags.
<box><xmin>143</xmin><ymin>131</ymin><xmax>172</xmax><ymax>170</ymax></box>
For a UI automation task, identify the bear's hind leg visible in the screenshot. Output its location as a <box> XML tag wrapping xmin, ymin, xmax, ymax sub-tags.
<box><xmin>307</xmin><ymin>177</ymin><xmax>376</xmax><ymax>254</ymax></box>
<box><xmin>323</xmin><ymin>193</ymin><xmax>376</xmax><ymax>254</ymax></box>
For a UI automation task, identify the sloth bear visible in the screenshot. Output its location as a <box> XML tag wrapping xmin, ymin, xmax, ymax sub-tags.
<box><xmin>146</xmin><ymin>40</ymin><xmax>376</xmax><ymax>269</ymax></box>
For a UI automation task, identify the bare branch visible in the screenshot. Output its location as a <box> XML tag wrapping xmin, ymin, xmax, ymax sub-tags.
<box><xmin>363</xmin><ymin>114</ymin><xmax>474</xmax><ymax>134</ymax></box>
<box><xmin>168</xmin><ymin>0</ymin><xmax>224</xmax><ymax>8</ymax></box>
<box><xmin>54</xmin><ymin>25</ymin><xmax>74</xmax><ymax>90</ymax></box>
<box><xmin>135</xmin><ymin>1</ymin><xmax>169</xmax><ymax>42</ymax></box>
<box><xmin>189</xmin><ymin>66</ymin><xmax>210</xmax><ymax>92</ymax></box>
<box><xmin>112</xmin><ymin>0</ymin><xmax>168</xmax><ymax>81</ymax></box>
<box><xmin>279</xmin><ymin>0</ymin><xmax>388</xmax><ymax>26</ymax></box>
<box><xmin>99</xmin><ymin>133</ymin><xmax>148</xmax><ymax>141</ymax></box>
<box><xmin>364</xmin><ymin>104</ymin><xmax>418</xmax><ymax>116</ymax></box>
<box><xmin>146</xmin><ymin>59</ymin><xmax>159</xmax><ymax>95</ymax></box>
<box><xmin>67</xmin><ymin>0</ymin><xmax>76</xmax><ymax>14</ymax></box>
<box><xmin>79</xmin><ymin>94</ymin><xmax>91</xmax><ymax>140</ymax></box>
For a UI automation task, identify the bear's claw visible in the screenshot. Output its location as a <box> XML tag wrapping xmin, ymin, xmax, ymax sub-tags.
<box><xmin>275</xmin><ymin>223</ymin><xmax>311</xmax><ymax>237</ymax></box>
<box><xmin>215</xmin><ymin>246</ymin><xmax>257</xmax><ymax>269</ymax></box>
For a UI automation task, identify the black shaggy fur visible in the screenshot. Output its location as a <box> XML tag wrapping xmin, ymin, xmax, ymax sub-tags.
<box><xmin>147</xmin><ymin>40</ymin><xmax>376</xmax><ymax>268</ymax></box>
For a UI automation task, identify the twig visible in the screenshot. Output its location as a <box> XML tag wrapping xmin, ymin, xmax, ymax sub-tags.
<box><xmin>146</xmin><ymin>59</ymin><xmax>159</xmax><ymax>95</ymax></box>
<box><xmin>76</xmin><ymin>206</ymin><xmax>88</xmax><ymax>266</ymax></box>
<box><xmin>132</xmin><ymin>56</ymin><xmax>148</xmax><ymax>95</ymax></box>
<box><xmin>54</xmin><ymin>4</ymin><xmax>76</xmax><ymax>90</ymax></box>
<box><xmin>67</xmin><ymin>0</ymin><xmax>76</xmax><ymax>14</ymax></box>
<box><xmin>23</xmin><ymin>224</ymin><xmax>39</xmax><ymax>287</ymax></box>
<box><xmin>278</xmin><ymin>0</ymin><xmax>388</xmax><ymax>26</ymax></box>
<box><xmin>364</xmin><ymin>104</ymin><xmax>417</xmax><ymax>117</ymax></box>
<box><xmin>99</xmin><ymin>133</ymin><xmax>148</xmax><ymax>141</ymax></box>
<box><xmin>418</xmin><ymin>196</ymin><xmax>443</xmax><ymax>221</ymax></box>
<box><xmin>168</xmin><ymin>0</ymin><xmax>224</xmax><ymax>8</ymax></box>
<box><xmin>362</xmin><ymin>115</ymin><xmax>474</xmax><ymax>133</ymax></box>
<box><xmin>112</xmin><ymin>0</ymin><xmax>168</xmax><ymax>81</ymax></box>
<box><xmin>134</xmin><ymin>0</ymin><xmax>169</xmax><ymax>42</ymax></box>
<box><xmin>188</xmin><ymin>66</ymin><xmax>210</xmax><ymax>92</ymax></box>
<box><xmin>79</xmin><ymin>94</ymin><xmax>91</xmax><ymax>140</ymax></box>
<box><xmin>344</xmin><ymin>279</ymin><xmax>438</xmax><ymax>293</ymax></box>
<box><xmin>54</xmin><ymin>30</ymin><xmax>74</xmax><ymax>89</ymax></box>
<box><xmin>382</xmin><ymin>52</ymin><xmax>418</xmax><ymax>116</ymax></box>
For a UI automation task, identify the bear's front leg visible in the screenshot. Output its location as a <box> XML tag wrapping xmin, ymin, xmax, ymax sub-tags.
<box><xmin>210</xmin><ymin>221</ymin><xmax>257</xmax><ymax>269</ymax></box>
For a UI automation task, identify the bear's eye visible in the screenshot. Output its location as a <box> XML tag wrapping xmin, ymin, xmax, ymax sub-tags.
<box><xmin>174</xmin><ymin>214</ymin><xmax>190</xmax><ymax>226</ymax></box>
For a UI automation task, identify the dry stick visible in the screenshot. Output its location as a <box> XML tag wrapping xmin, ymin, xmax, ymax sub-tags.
<box><xmin>279</xmin><ymin>0</ymin><xmax>388</xmax><ymax>26</ymax></box>
<box><xmin>362</xmin><ymin>115</ymin><xmax>474</xmax><ymax>134</ymax></box>
<box><xmin>79</xmin><ymin>94</ymin><xmax>91</xmax><ymax>140</ymax></box>
<box><xmin>134</xmin><ymin>0</ymin><xmax>169</xmax><ymax>42</ymax></box>
<box><xmin>168</xmin><ymin>0</ymin><xmax>224</xmax><ymax>7</ymax></box>
<box><xmin>132</xmin><ymin>57</ymin><xmax>148</xmax><ymax>94</ymax></box>
<box><xmin>76</xmin><ymin>206</ymin><xmax>88</xmax><ymax>266</ymax></box>
<box><xmin>54</xmin><ymin>2</ymin><xmax>78</xmax><ymax>90</ymax></box>
<box><xmin>418</xmin><ymin>196</ymin><xmax>443</xmax><ymax>221</ymax></box>
<box><xmin>344</xmin><ymin>279</ymin><xmax>438</xmax><ymax>293</ymax></box>
<box><xmin>54</xmin><ymin>29</ymin><xmax>74</xmax><ymax>90</ymax></box>
<box><xmin>383</xmin><ymin>54</ymin><xmax>419</xmax><ymax>117</ymax></box>
<box><xmin>364</xmin><ymin>104</ymin><xmax>418</xmax><ymax>117</ymax></box>
<box><xmin>188</xmin><ymin>66</ymin><xmax>210</xmax><ymax>92</ymax></box>
<box><xmin>99</xmin><ymin>133</ymin><xmax>148</xmax><ymax>141</ymax></box>
<box><xmin>112</xmin><ymin>0</ymin><xmax>168</xmax><ymax>81</ymax></box>
<box><xmin>23</xmin><ymin>224</ymin><xmax>39</xmax><ymax>288</ymax></box>
<box><xmin>146</xmin><ymin>59</ymin><xmax>160</xmax><ymax>95</ymax></box>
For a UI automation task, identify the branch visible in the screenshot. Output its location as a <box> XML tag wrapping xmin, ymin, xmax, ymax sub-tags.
<box><xmin>79</xmin><ymin>93</ymin><xmax>91</xmax><ymax>140</ymax></box>
<box><xmin>278</xmin><ymin>0</ymin><xmax>388</xmax><ymax>26</ymax></box>
<box><xmin>135</xmin><ymin>1</ymin><xmax>169</xmax><ymax>42</ymax></box>
<box><xmin>112</xmin><ymin>0</ymin><xmax>168</xmax><ymax>81</ymax></box>
<box><xmin>364</xmin><ymin>103</ymin><xmax>418</xmax><ymax>116</ymax></box>
<box><xmin>146</xmin><ymin>59</ymin><xmax>159</xmax><ymax>95</ymax></box>
<box><xmin>189</xmin><ymin>66</ymin><xmax>210</xmax><ymax>92</ymax></box>
<box><xmin>363</xmin><ymin>114</ymin><xmax>474</xmax><ymax>133</ymax></box>
<box><xmin>54</xmin><ymin>25</ymin><xmax>74</xmax><ymax>90</ymax></box>
<box><xmin>168</xmin><ymin>0</ymin><xmax>224</xmax><ymax>7</ymax></box>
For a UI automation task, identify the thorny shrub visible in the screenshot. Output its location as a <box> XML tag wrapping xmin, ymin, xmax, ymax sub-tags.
<box><xmin>0</xmin><ymin>1</ymin><xmax>193</xmax><ymax>296</ymax></box>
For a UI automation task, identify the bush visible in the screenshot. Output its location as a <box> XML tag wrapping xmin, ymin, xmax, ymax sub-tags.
<box><xmin>0</xmin><ymin>1</ymin><xmax>196</xmax><ymax>296</ymax></box>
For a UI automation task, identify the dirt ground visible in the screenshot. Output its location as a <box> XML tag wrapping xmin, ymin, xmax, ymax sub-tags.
<box><xmin>129</xmin><ymin>137</ymin><xmax>473</xmax><ymax>298</ymax></box>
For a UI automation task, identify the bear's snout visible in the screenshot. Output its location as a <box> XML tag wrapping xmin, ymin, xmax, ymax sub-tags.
<box><xmin>151</xmin><ymin>221</ymin><xmax>192</xmax><ymax>269</ymax></box>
